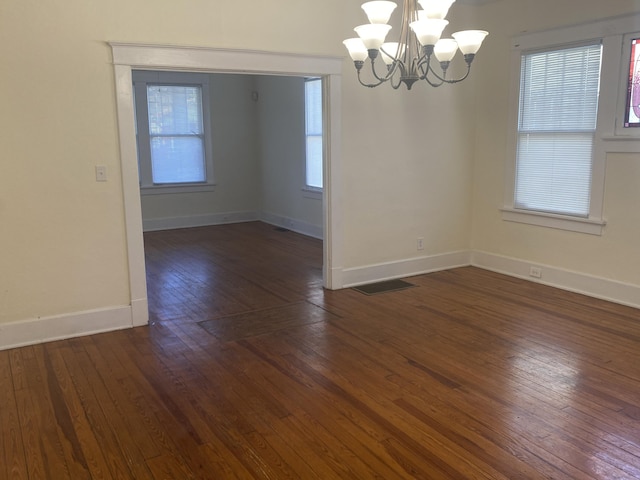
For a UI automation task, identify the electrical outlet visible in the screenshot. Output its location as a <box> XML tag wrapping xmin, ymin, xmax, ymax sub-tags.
<box><xmin>529</xmin><ymin>266</ymin><xmax>542</xmax><ymax>278</ymax></box>
<box><xmin>417</xmin><ymin>237</ymin><xmax>424</xmax><ymax>251</ymax></box>
<box><xmin>95</xmin><ymin>165</ymin><xmax>107</xmax><ymax>182</ymax></box>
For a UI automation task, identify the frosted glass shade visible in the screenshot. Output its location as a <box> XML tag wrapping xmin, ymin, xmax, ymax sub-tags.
<box><xmin>361</xmin><ymin>1</ymin><xmax>397</xmax><ymax>24</ymax></box>
<box><xmin>417</xmin><ymin>0</ymin><xmax>456</xmax><ymax>19</ymax></box>
<box><xmin>343</xmin><ymin>38</ymin><xmax>369</xmax><ymax>61</ymax></box>
<box><xmin>355</xmin><ymin>24</ymin><xmax>392</xmax><ymax>50</ymax></box>
<box><xmin>451</xmin><ymin>30</ymin><xmax>488</xmax><ymax>55</ymax></box>
<box><xmin>409</xmin><ymin>19</ymin><xmax>448</xmax><ymax>46</ymax></box>
<box><xmin>433</xmin><ymin>38</ymin><xmax>458</xmax><ymax>62</ymax></box>
<box><xmin>380</xmin><ymin>42</ymin><xmax>405</xmax><ymax>65</ymax></box>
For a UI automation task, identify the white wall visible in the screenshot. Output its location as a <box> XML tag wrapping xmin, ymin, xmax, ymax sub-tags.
<box><xmin>340</xmin><ymin>60</ymin><xmax>476</xmax><ymax>273</ymax></box>
<box><xmin>256</xmin><ymin>75</ymin><xmax>323</xmax><ymax>239</ymax></box>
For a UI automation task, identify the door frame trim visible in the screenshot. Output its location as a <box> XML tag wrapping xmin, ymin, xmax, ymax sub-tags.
<box><xmin>110</xmin><ymin>43</ymin><xmax>344</xmax><ymax>326</ymax></box>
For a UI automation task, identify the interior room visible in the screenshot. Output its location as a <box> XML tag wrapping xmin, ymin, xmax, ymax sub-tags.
<box><xmin>1</xmin><ymin>0</ymin><xmax>639</xmax><ymax>477</ymax></box>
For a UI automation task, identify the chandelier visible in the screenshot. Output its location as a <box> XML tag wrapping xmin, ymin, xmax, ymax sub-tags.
<box><xmin>343</xmin><ymin>0</ymin><xmax>488</xmax><ymax>90</ymax></box>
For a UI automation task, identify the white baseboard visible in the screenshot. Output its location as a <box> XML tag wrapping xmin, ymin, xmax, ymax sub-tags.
<box><xmin>0</xmin><ymin>305</ymin><xmax>135</xmax><ymax>351</ymax></box>
<box><xmin>4</xmin><ymin>249</ymin><xmax>637</xmax><ymax>351</ymax></box>
<box><xmin>131</xmin><ymin>297</ymin><xmax>149</xmax><ymax>327</ymax></box>
<box><xmin>142</xmin><ymin>211</ymin><xmax>259</xmax><ymax>232</ymax></box>
<box><xmin>341</xmin><ymin>250</ymin><xmax>472</xmax><ymax>288</ymax></box>
<box><xmin>471</xmin><ymin>250</ymin><xmax>640</xmax><ymax>309</ymax></box>
<box><xmin>259</xmin><ymin>212</ymin><xmax>323</xmax><ymax>240</ymax></box>
<box><xmin>142</xmin><ymin>211</ymin><xmax>324</xmax><ymax>240</ymax></box>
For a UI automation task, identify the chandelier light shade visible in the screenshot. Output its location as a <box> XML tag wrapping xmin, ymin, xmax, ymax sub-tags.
<box><xmin>343</xmin><ymin>0</ymin><xmax>488</xmax><ymax>90</ymax></box>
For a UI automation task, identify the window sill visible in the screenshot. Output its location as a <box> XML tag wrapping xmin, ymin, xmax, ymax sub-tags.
<box><xmin>501</xmin><ymin>207</ymin><xmax>606</xmax><ymax>236</ymax></box>
<box><xmin>140</xmin><ymin>184</ymin><xmax>216</xmax><ymax>195</ymax></box>
<box><xmin>302</xmin><ymin>187</ymin><xmax>322</xmax><ymax>200</ymax></box>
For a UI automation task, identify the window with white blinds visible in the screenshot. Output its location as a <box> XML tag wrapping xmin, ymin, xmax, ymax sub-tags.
<box><xmin>132</xmin><ymin>71</ymin><xmax>214</xmax><ymax>193</ymax></box>
<box><xmin>515</xmin><ymin>43</ymin><xmax>602</xmax><ymax>217</ymax></box>
<box><xmin>147</xmin><ymin>85</ymin><xmax>206</xmax><ymax>184</ymax></box>
<box><xmin>305</xmin><ymin>78</ymin><xmax>323</xmax><ymax>190</ymax></box>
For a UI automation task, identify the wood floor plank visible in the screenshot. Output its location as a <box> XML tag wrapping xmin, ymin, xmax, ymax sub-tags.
<box><xmin>197</xmin><ymin>442</ymin><xmax>256</xmax><ymax>480</ymax></box>
<box><xmin>233</xmin><ymin>340</ymin><xmax>421</xmax><ymax>479</ymax></box>
<box><xmin>0</xmin><ymin>350</ymin><xmax>28</xmax><ymax>480</ymax></box>
<box><xmin>2</xmin><ymin>222</ymin><xmax>640</xmax><ymax>479</ymax></box>
<box><xmin>16</xmin><ymin>345</ymin><xmax>72</xmax><ymax>479</ymax></box>
<box><xmin>235</xmin><ymin>333</ymin><xmax>488</xmax><ymax>479</ymax></box>
<box><xmin>145</xmin><ymin>453</ymin><xmax>197</xmax><ymax>480</ymax></box>
<box><xmin>168</xmin><ymin>326</ymin><xmax>400</xmax><ymax>478</ymax></box>
<box><xmin>276</xmin><ymin>331</ymin><xmax>539</xmax><ymax>478</ymax></box>
<box><xmin>55</xmin><ymin>341</ymin><xmax>141</xmax><ymax>480</ymax></box>
<box><xmin>83</xmin><ymin>335</ymin><xmax>168</xmax><ymax>463</ymax></box>
<box><xmin>41</xmin><ymin>343</ymin><xmax>109</xmax><ymax>479</ymax></box>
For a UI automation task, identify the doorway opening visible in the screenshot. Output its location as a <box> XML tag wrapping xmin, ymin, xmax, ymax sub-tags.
<box><xmin>132</xmin><ymin>71</ymin><xmax>324</xmax><ymax>239</ymax></box>
<box><xmin>111</xmin><ymin>43</ymin><xmax>343</xmax><ymax>326</ymax></box>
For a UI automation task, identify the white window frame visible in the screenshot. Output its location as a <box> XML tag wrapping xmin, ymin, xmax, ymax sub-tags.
<box><xmin>303</xmin><ymin>77</ymin><xmax>323</xmax><ymax>198</ymax></box>
<box><xmin>132</xmin><ymin>70</ymin><xmax>215</xmax><ymax>195</ymax></box>
<box><xmin>614</xmin><ymin>31</ymin><xmax>640</xmax><ymax>136</ymax></box>
<box><xmin>503</xmin><ymin>14</ymin><xmax>640</xmax><ymax>235</ymax></box>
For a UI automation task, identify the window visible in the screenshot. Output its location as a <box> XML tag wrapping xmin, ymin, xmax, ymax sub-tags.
<box><xmin>624</xmin><ymin>37</ymin><xmax>640</xmax><ymax>127</ymax></box>
<box><xmin>501</xmin><ymin>15</ymin><xmax>640</xmax><ymax>235</ymax></box>
<box><xmin>502</xmin><ymin>15</ymin><xmax>640</xmax><ymax>235</ymax></box>
<box><xmin>305</xmin><ymin>78</ymin><xmax>323</xmax><ymax>191</ymax></box>
<box><xmin>133</xmin><ymin>71</ymin><xmax>214</xmax><ymax>193</ymax></box>
<box><xmin>515</xmin><ymin>44</ymin><xmax>602</xmax><ymax>218</ymax></box>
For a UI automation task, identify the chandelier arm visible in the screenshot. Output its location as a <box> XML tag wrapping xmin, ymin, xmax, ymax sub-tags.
<box><xmin>389</xmin><ymin>70</ymin><xmax>404</xmax><ymax>89</ymax></box>
<box><xmin>356</xmin><ymin>68</ymin><xmax>387</xmax><ymax>88</ymax></box>
<box><xmin>385</xmin><ymin>60</ymin><xmax>409</xmax><ymax>89</ymax></box>
<box><xmin>369</xmin><ymin>57</ymin><xmax>397</xmax><ymax>83</ymax></box>
<box><xmin>415</xmin><ymin>51</ymin><xmax>431</xmax><ymax>76</ymax></box>
<box><xmin>415</xmin><ymin>53</ymin><xmax>445</xmax><ymax>88</ymax></box>
<box><xmin>423</xmin><ymin>72</ymin><xmax>446</xmax><ymax>88</ymax></box>
<box><xmin>427</xmin><ymin>62</ymin><xmax>473</xmax><ymax>85</ymax></box>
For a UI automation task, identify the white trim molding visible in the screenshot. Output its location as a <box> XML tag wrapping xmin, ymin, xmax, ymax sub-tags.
<box><xmin>472</xmin><ymin>250</ymin><xmax>640</xmax><ymax>309</ymax></box>
<box><xmin>342</xmin><ymin>251</ymin><xmax>472</xmax><ymax>288</ymax></box>
<box><xmin>500</xmin><ymin>208</ymin><xmax>606</xmax><ymax>236</ymax></box>
<box><xmin>143</xmin><ymin>211</ymin><xmax>260</xmax><ymax>232</ymax></box>
<box><xmin>259</xmin><ymin>212</ymin><xmax>323</xmax><ymax>240</ymax></box>
<box><xmin>0</xmin><ymin>306</ymin><xmax>135</xmax><ymax>351</ymax></box>
<box><xmin>110</xmin><ymin>43</ymin><xmax>343</xmax><ymax>76</ymax></box>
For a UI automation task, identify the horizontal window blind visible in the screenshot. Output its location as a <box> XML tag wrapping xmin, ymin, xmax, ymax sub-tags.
<box><xmin>147</xmin><ymin>85</ymin><xmax>206</xmax><ymax>184</ymax></box>
<box><xmin>305</xmin><ymin>78</ymin><xmax>323</xmax><ymax>189</ymax></box>
<box><xmin>515</xmin><ymin>43</ymin><xmax>602</xmax><ymax>217</ymax></box>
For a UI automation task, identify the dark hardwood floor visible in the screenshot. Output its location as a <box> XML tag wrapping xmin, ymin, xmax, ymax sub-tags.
<box><xmin>2</xmin><ymin>221</ymin><xmax>640</xmax><ymax>479</ymax></box>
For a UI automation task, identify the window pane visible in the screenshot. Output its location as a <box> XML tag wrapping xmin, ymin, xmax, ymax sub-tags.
<box><xmin>147</xmin><ymin>85</ymin><xmax>203</xmax><ymax>135</ymax></box>
<box><xmin>305</xmin><ymin>78</ymin><xmax>323</xmax><ymax>189</ymax></box>
<box><xmin>516</xmin><ymin>132</ymin><xmax>593</xmax><ymax>216</ymax></box>
<box><xmin>515</xmin><ymin>43</ymin><xmax>601</xmax><ymax>217</ymax></box>
<box><xmin>624</xmin><ymin>38</ymin><xmax>640</xmax><ymax>127</ymax></box>
<box><xmin>306</xmin><ymin>135</ymin><xmax>323</xmax><ymax>189</ymax></box>
<box><xmin>519</xmin><ymin>45</ymin><xmax>601</xmax><ymax>131</ymax></box>
<box><xmin>305</xmin><ymin>79</ymin><xmax>322</xmax><ymax>135</ymax></box>
<box><xmin>150</xmin><ymin>137</ymin><xmax>205</xmax><ymax>184</ymax></box>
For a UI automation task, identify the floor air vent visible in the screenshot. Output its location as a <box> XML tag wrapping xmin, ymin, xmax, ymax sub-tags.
<box><xmin>352</xmin><ymin>279</ymin><xmax>416</xmax><ymax>296</ymax></box>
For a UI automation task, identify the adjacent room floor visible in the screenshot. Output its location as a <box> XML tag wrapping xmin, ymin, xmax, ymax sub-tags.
<box><xmin>2</xmin><ymin>221</ymin><xmax>640</xmax><ymax>479</ymax></box>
